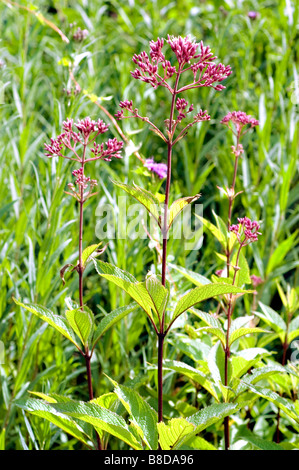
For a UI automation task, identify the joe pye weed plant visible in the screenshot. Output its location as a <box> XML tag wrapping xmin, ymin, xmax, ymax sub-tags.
<box><xmin>12</xmin><ymin>33</ymin><xmax>299</xmax><ymax>451</ymax></box>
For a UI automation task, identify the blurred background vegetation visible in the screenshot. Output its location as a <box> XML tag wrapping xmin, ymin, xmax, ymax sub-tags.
<box><xmin>0</xmin><ymin>0</ymin><xmax>298</xmax><ymax>449</ymax></box>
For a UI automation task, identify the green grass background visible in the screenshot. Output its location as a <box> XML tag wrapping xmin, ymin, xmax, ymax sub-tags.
<box><xmin>0</xmin><ymin>0</ymin><xmax>298</xmax><ymax>449</ymax></box>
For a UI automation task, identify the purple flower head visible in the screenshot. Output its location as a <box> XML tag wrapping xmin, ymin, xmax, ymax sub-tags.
<box><xmin>229</xmin><ymin>216</ymin><xmax>262</xmax><ymax>245</ymax></box>
<box><xmin>250</xmin><ymin>274</ymin><xmax>263</xmax><ymax>287</ymax></box>
<box><xmin>221</xmin><ymin>111</ymin><xmax>259</xmax><ymax>136</ymax></box>
<box><xmin>144</xmin><ymin>158</ymin><xmax>168</xmax><ymax>179</ymax></box>
<box><xmin>248</xmin><ymin>11</ymin><xmax>259</xmax><ymax>20</ymax></box>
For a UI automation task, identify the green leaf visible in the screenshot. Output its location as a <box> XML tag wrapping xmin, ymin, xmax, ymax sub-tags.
<box><xmin>81</xmin><ymin>242</ymin><xmax>105</xmax><ymax>267</ymax></box>
<box><xmin>231</xmin><ymin>251</ymin><xmax>251</xmax><ymax>286</ymax></box>
<box><xmin>50</xmin><ymin>400</ymin><xmax>143</xmax><ymax>449</ymax></box>
<box><xmin>266</xmin><ymin>231</ymin><xmax>298</xmax><ymax>276</ymax></box>
<box><xmin>112</xmin><ymin>180</ymin><xmax>161</xmax><ymax>226</ymax></box>
<box><xmin>158</xmin><ymin>418</ymin><xmax>195</xmax><ymax>450</ymax></box>
<box><xmin>229</xmin><ymin>327</ymin><xmax>267</xmax><ymax>347</ymax></box>
<box><xmin>169</xmin><ymin>263</ymin><xmax>211</xmax><ymax>286</ymax></box>
<box><xmin>94</xmin><ymin>260</ymin><xmax>156</xmax><ymax>324</ymax></box>
<box><xmin>108</xmin><ymin>378</ymin><xmax>158</xmax><ymax>450</ymax></box>
<box><xmin>168</xmin><ymin>194</ymin><xmax>201</xmax><ymax>229</ymax></box>
<box><xmin>288</xmin><ymin>316</ymin><xmax>299</xmax><ymax>343</ymax></box>
<box><xmin>163</xmin><ymin>359</ymin><xmax>219</xmax><ymax>401</ymax></box>
<box><xmin>13</xmin><ymin>298</ymin><xmax>81</xmax><ymax>351</ymax></box>
<box><xmin>0</xmin><ymin>429</ymin><xmax>5</xmax><ymax>451</ymax></box>
<box><xmin>231</xmin><ymin>356</ymin><xmax>258</xmax><ymax>380</ymax></box>
<box><xmin>172</xmin><ymin>284</ymin><xmax>249</xmax><ymax>324</ymax></box>
<box><xmin>15</xmin><ymin>397</ymin><xmax>91</xmax><ymax>447</ymax></box>
<box><xmin>256</xmin><ymin>302</ymin><xmax>287</xmax><ymax>336</ymax></box>
<box><xmin>235</xmin><ymin>364</ymin><xmax>288</xmax><ymax>395</ymax></box>
<box><xmin>207</xmin><ymin>341</ymin><xmax>231</xmax><ymax>393</ymax></box>
<box><xmin>244</xmin><ymin>383</ymin><xmax>299</xmax><ymax>424</ymax></box>
<box><xmin>92</xmin><ymin>303</ymin><xmax>138</xmax><ymax>348</ymax></box>
<box><xmin>65</xmin><ymin>308</ymin><xmax>94</xmax><ymax>346</ymax></box>
<box><xmin>241</xmin><ymin>433</ymin><xmax>285</xmax><ymax>450</ymax></box>
<box><xmin>145</xmin><ymin>273</ymin><xmax>169</xmax><ymax>320</ymax></box>
<box><xmin>183</xmin><ymin>435</ymin><xmax>217</xmax><ymax>450</ymax></box>
<box><xmin>195</xmin><ymin>214</ymin><xmax>226</xmax><ymax>248</ymax></box>
<box><xmin>191</xmin><ymin>308</ymin><xmax>223</xmax><ymax>329</ymax></box>
<box><xmin>187</xmin><ymin>402</ymin><xmax>239</xmax><ymax>434</ymax></box>
<box><xmin>197</xmin><ymin>327</ymin><xmax>226</xmax><ymax>347</ymax></box>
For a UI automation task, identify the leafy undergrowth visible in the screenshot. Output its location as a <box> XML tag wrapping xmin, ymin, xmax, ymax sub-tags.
<box><xmin>0</xmin><ymin>0</ymin><xmax>298</xmax><ymax>451</ymax></box>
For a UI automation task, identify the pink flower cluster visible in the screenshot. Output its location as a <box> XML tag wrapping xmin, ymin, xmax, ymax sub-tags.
<box><xmin>130</xmin><ymin>35</ymin><xmax>232</xmax><ymax>92</ymax></box>
<box><xmin>176</xmin><ymin>98</ymin><xmax>194</xmax><ymax>122</ymax></box>
<box><xmin>221</xmin><ymin>111</ymin><xmax>259</xmax><ymax>136</ymax></box>
<box><xmin>91</xmin><ymin>138</ymin><xmax>123</xmax><ymax>161</ymax></box>
<box><xmin>250</xmin><ymin>274</ymin><xmax>263</xmax><ymax>287</ymax></box>
<box><xmin>44</xmin><ymin>117</ymin><xmax>123</xmax><ymax>163</ymax></box>
<box><xmin>71</xmin><ymin>167</ymin><xmax>97</xmax><ymax>190</ymax></box>
<box><xmin>229</xmin><ymin>217</ymin><xmax>261</xmax><ymax>245</ymax></box>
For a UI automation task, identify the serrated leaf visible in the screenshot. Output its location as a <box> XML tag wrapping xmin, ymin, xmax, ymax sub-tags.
<box><xmin>145</xmin><ymin>273</ymin><xmax>169</xmax><ymax>319</ymax></box>
<box><xmin>172</xmin><ymin>284</ymin><xmax>249</xmax><ymax>324</ymax></box>
<box><xmin>184</xmin><ymin>435</ymin><xmax>217</xmax><ymax>450</ymax></box>
<box><xmin>207</xmin><ymin>341</ymin><xmax>231</xmax><ymax>391</ymax></box>
<box><xmin>241</xmin><ymin>433</ymin><xmax>285</xmax><ymax>450</ymax></box>
<box><xmin>231</xmin><ymin>251</ymin><xmax>251</xmax><ymax>286</ymax></box>
<box><xmin>243</xmin><ymin>383</ymin><xmax>299</xmax><ymax>424</ymax></box>
<box><xmin>256</xmin><ymin>302</ymin><xmax>287</xmax><ymax>335</ymax></box>
<box><xmin>195</xmin><ymin>214</ymin><xmax>226</xmax><ymax>247</ymax></box>
<box><xmin>15</xmin><ymin>397</ymin><xmax>91</xmax><ymax>447</ymax></box>
<box><xmin>108</xmin><ymin>378</ymin><xmax>158</xmax><ymax>450</ymax></box>
<box><xmin>158</xmin><ymin>418</ymin><xmax>195</xmax><ymax>450</ymax></box>
<box><xmin>231</xmin><ymin>356</ymin><xmax>257</xmax><ymax>380</ymax></box>
<box><xmin>50</xmin><ymin>400</ymin><xmax>143</xmax><ymax>449</ymax></box>
<box><xmin>288</xmin><ymin>316</ymin><xmax>299</xmax><ymax>343</ymax></box>
<box><xmin>163</xmin><ymin>359</ymin><xmax>219</xmax><ymax>401</ymax></box>
<box><xmin>187</xmin><ymin>402</ymin><xmax>239</xmax><ymax>434</ymax></box>
<box><xmin>94</xmin><ymin>260</ymin><xmax>156</xmax><ymax>324</ymax></box>
<box><xmin>197</xmin><ymin>327</ymin><xmax>226</xmax><ymax>346</ymax></box>
<box><xmin>112</xmin><ymin>180</ymin><xmax>161</xmax><ymax>225</ymax></box>
<box><xmin>13</xmin><ymin>298</ymin><xmax>81</xmax><ymax>351</ymax></box>
<box><xmin>168</xmin><ymin>194</ymin><xmax>201</xmax><ymax>229</ymax></box>
<box><xmin>92</xmin><ymin>303</ymin><xmax>138</xmax><ymax>349</ymax></box>
<box><xmin>81</xmin><ymin>243</ymin><xmax>105</xmax><ymax>267</ymax></box>
<box><xmin>169</xmin><ymin>263</ymin><xmax>211</xmax><ymax>286</ymax></box>
<box><xmin>65</xmin><ymin>308</ymin><xmax>94</xmax><ymax>346</ymax></box>
<box><xmin>191</xmin><ymin>308</ymin><xmax>223</xmax><ymax>329</ymax></box>
<box><xmin>229</xmin><ymin>327</ymin><xmax>267</xmax><ymax>347</ymax></box>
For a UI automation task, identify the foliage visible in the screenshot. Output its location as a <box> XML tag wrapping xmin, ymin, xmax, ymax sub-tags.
<box><xmin>0</xmin><ymin>0</ymin><xmax>298</xmax><ymax>451</ymax></box>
